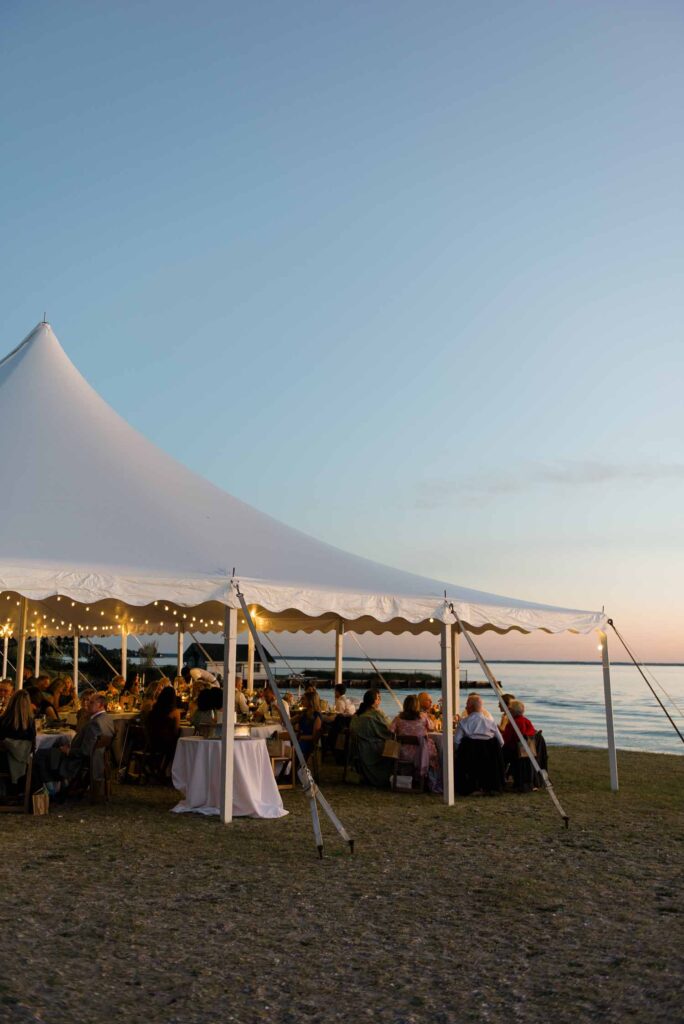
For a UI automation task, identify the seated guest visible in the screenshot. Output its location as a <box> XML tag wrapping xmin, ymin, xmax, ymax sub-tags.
<box><xmin>254</xmin><ymin>685</ymin><xmax>282</xmax><ymax>721</ymax></box>
<box><xmin>57</xmin><ymin>675</ymin><xmax>79</xmax><ymax>712</ymax></box>
<box><xmin>234</xmin><ymin>677</ymin><xmax>249</xmax><ymax>716</ymax></box>
<box><xmin>140</xmin><ymin>679</ymin><xmax>165</xmax><ymax>715</ymax></box>
<box><xmin>59</xmin><ymin>693</ymin><xmax>115</xmax><ymax>785</ymax></box>
<box><xmin>191</xmin><ymin>687</ymin><xmax>222</xmax><ymax>728</ymax></box>
<box><xmin>498</xmin><ymin>693</ymin><xmax>515</xmax><ymax>730</ymax></box>
<box><xmin>334</xmin><ymin>684</ymin><xmax>355</xmax><ymax>715</ymax></box>
<box><xmin>296</xmin><ymin>690</ymin><xmax>322</xmax><ymax>762</ymax></box>
<box><xmin>464</xmin><ymin>692</ymin><xmax>493</xmax><ymax>719</ymax></box>
<box><xmin>0</xmin><ymin>680</ymin><xmax>14</xmax><ymax>714</ymax></box>
<box><xmin>417</xmin><ymin>692</ymin><xmax>438</xmax><ymax>732</ymax></box>
<box><xmin>349</xmin><ymin>689</ymin><xmax>393</xmax><ymax>788</ymax></box>
<box><xmin>454</xmin><ymin>694</ymin><xmax>505</xmax><ymax>795</ymax></box>
<box><xmin>391</xmin><ymin>694</ymin><xmax>439</xmax><ymax>787</ymax></box>
<box><xmin>501</xmin><ymin>699</ymin><xmax>540</xmax><ymax>791</ymax></box>
<box><xmin>107</xmin><ymin>676</ymin><xmax>125</xmax><ymax>699</ymax></box>
<box><xmin>48</xmin><ymin>678</ymin><xmax>70</xmax><ymax>719</ymax></box>
<box><xmin>455</xmin><ymin>695</ymin><xmax>504</xmax><ymax>747</ymax></box>
<box><xmin>0</xmin><ymin>690</ymin><xmax>36</xmax><ymax>792</ymax></box>
<box><xmin>28</xmin><ymin>685</ymin><xmax>58</xmax><ymax>723</ymax></box>
<box><xmin>121</xmin><ymin>673</ymin><xmax>141</xmax><ymax>709</ymax></box>
<box><xmin>146</xmin><ymin>685</ymin><xmax>181</xmax><ymax>771</ymax></box>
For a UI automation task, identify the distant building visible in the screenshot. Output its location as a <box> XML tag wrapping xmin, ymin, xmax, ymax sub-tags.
<box><xmin>184</xmin><ymin>642</ymin><xmax>274</xmax><ymax>683</ymax></box>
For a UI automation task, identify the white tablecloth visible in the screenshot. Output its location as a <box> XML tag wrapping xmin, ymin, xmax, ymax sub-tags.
<box><xmin>35</xmin><ymin>729</ymin><xmax>76</xmax><ymax>750</ymax></box>
<box><xmin>171</xmin><ymin>737</ymin><xmax>287</xmax><ymax>819</ymax></box>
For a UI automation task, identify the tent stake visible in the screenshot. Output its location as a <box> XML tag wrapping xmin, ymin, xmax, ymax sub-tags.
<box><xmin>449</xmin><ymin>604</ymin><xmax>570</xmax><ymax>828</ymax></box>
<box><xmin>234</xmin><ymin>583</ymin><xmax>354</xmax><ymax>857</ymax></box>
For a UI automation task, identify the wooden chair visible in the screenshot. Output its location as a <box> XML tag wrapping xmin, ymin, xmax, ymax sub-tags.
<box><xmin>391</xmin><ymin>735</ymin><xmax>424</xmax><ymax>793</ymax></box>
<box><xmin>269</xmin><ymin>732</ymin><xmax>296</xmax><ymax>790</ymax></box>
<box><xmin>89</xmin><ymin>734</ymin><xmax>113</xmax><ymax>803</ymax></box>
<box><xmin>0</xmin><ymin>742</ymin><xmax>33</xmax><ymax>814</ymax></box>
<box><xmin>120</xmin><ymin>724</ymin><xmax>154</xmax><ymax>785</ymax></box>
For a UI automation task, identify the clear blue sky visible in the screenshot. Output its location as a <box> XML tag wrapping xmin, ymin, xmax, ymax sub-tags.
<box><xmin>1</xmin><ymin>2</ymin><xmax>682</xmax><ymax>659</ymax></box>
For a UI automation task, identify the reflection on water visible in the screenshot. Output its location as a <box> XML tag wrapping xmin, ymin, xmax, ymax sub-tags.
<box><xmin>275</xmin><ymin>660</ymin><xmax>684</xmax><ymax>756</ymax></box>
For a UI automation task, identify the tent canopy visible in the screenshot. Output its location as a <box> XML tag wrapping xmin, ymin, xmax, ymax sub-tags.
<box><xmin>0</xmin><ymin>323</ymin><xmax>605</xmax><ymax>639</ymax></box>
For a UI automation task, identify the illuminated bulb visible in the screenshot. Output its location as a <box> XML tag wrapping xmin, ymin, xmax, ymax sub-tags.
<box><xmin>597</xmin><ymin>644</ymin><xmax>603</xmax><ymax>651</ymax></box>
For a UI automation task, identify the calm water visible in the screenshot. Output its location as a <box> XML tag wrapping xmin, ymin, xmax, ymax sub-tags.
<box><xmin>272</xmin><ymin>659</ymin><xmax>684</xmax><ymax>756</ymax></box>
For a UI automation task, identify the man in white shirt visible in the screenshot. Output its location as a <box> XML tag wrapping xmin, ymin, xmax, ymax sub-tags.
<box><xmin>454</xmin><ymin>694</ymin><xmax>503</xmax><ymax>748</ymax></box>
<box><xmin>234</xmin><ymin>677</ymin><xmax>249</xmax><ymax>716</ymax></box>
<box><xmin>333</xmin><ymin>684</ymin><xmax>356</xmax><ymax>715</ymax></box>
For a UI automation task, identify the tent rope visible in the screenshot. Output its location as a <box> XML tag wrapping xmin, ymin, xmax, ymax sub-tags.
<box><xmin>261</xmin><ymin>631</ymin><xmax>306</xmax><ymax>684</ymax></box>
<box><xmin>607</xmin><ymin>620</ymin><xmax>684</xmax><ymax>745</ymax></box>
<box><xmin>448</xmin><ymin>603</ymin><xmax>570</xmax><ymax>828</ymax></box>
<box><xmin>235</xmin><ymin>583</ymin><xmax>354</xmax><ymax>858</ymax></box>
<box><xmin>83</xmin><ymin>637</ymin><xmax>121</xmax><ymax>679</ymax></box>
<box><xmin>347</xmin><ymin>632</ymin><xmax>403</xmax><ymax>710</ymax></box>
<box><xmin>188</xmin><ymin>631</ymin><xmax>216</xmax><ymax>668</ymax></box>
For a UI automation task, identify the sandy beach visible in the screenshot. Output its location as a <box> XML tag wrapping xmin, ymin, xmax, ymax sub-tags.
<box><xmin>1</xmin><ymin>746</ymin><xmax>681</xmax><ymax>1024</ymax></box>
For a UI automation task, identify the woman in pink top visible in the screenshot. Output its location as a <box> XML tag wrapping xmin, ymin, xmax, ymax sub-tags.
<box><xmin>391</xmin><ymin>695</ymin><xmax>439</xmax><ymax>787</ymax></box>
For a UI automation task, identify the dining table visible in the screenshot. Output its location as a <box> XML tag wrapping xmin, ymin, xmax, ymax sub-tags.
<box><xmin>171</xmin><ymin>736</ymin><xmax>288</xmax><ymax>819</ymax></box>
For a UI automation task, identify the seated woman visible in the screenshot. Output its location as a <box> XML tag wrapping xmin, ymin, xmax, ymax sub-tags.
<box><xmin>500</xmin><ymin>699</ymin><xmax>538</xmax><ymax>791</ymax></box>
<box><xmin>56</xmin><ymin>675</ymin><xmax>79</xmax><ymax>713</ymax></box>
<box><xmin>349</xmin><ymin>689</ymin><xmax>394</xmax><ymax>788</ymax></box>
<box><xmin>140</xmin><ymin>679</ymin><xmax>165</xmax><ymax>716</ymax></box>
<box><xmin>390</xmin><ymin>694</ymin><xmax>439</xmax><ymax>788</ymax></box>
<box><xmin>28</xmin><ymin>685</ymin><xmax>58</xmax><ymax>723</ymax></box>
<box><xmin>146</xmin><ymin>685</ymin><xmax>181</xmax><ymax>775</ymax></box>
<box><xmin>191</xmin><ymin>687</ymin><xmax>220</xmax><ymax>730</ymax></box>
<box><xmin>120</xmin><ymin>673</ymin><xmax>141</xmax><ymax>710</ymax></box>
<box><xmin>48</xmin><ymin>678</ymin><xmax>71</xmax><ymax>720</ymax></box>
<box><xmin>295</xmin><ymin>690</ymin><xmax>322</xmax><ymax>763</ymax></box>
<box><xmin>498</xmin><ymin>693</ymin><xmax>515</xmax><ymax>730</ymax></box>
<box><xmin>0</xmin><ymin>690</ymin><xmax>36</xmax><ymax>793</ymax></box>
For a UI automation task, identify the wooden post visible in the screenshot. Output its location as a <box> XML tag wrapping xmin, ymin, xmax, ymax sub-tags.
<box><xmin>334</xmin><ymin>621</ymin><xmax>344</xmax><ymax>687</ymax></box>
<box><xmin>16</xmin><ymin>598</ymin><xmax>28</xmax><ymax>689</ymax></box>
<box><xmin>220</xmin><ymin>606</ymin><xmax>238</xmax><ymax>824</ymax></box>
<box><xmin>450</xmin><ymin>624</ymin><xmax>461</xmax><ymax>717</ymax></box>
<box><xmin>599</xmin><ymin>630</ymin><xmax>619</xmax><ymax>792</ymax></box>
<box><xmin>34</xmin><ymin>634</ymin><xmax>41</xmax><ymax>677</ymax></box>
<box><xmin>73</xmin><ymin>633</ymin><xmax>79</xmax><ymax>697</ymax></box>
<box><xmin>246</xmin><ymin>629</ymin><xmax>255</xmax><ymax>692</ymax></box>
<box><xmin>2</xmin><ymin>634</ymin><xmax>8</xmax><ymax>679</ymax></box>
<box><xmin>121</xmin><ymin>626</ymin><xmax>128</xmax><ymax>678</ymax></box>
<box><xmin>176</xmin><ymin>628</ymin><xmax>184</xmax><ymax>676</ymax></box>
<box><xmin>440</xmin><ymin>622</ymin><xmax>455</xmax><ymax>806</ymax></box>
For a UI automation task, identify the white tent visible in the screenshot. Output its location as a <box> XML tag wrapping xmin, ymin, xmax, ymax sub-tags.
<box><xmin>0</xmin><ymin>323</ymin><xmax>617</xmax><ymax>810</ymax></box>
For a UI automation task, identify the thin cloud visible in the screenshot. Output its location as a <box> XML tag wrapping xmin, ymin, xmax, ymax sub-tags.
<box><xmin>416</xmin><ymin>460</ymin><xmax>684</xmax><ymax>508</ymax></box>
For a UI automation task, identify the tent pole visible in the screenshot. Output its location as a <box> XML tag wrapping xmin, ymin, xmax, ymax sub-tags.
<box><xmin>121</xmin><ymin>626</ymin><xmax>128</xmax><ymax>679</ymax></box>
<box><xmin>74</xmin><ymin>633</ymin><xmax>79</xmax><ymax>697</ymax></box>
<box><xmin>440</xmin><ymin>621</ymin><xmax>455</xmax><ymax>806</ymax></box>
<box><xmin>16</xmin><ymin>597</ymin><xmax>28</xmax><ymax>689</ymax></box>
<box><xmin>219</xmin><ymin>606</ymin><xmax>238</xmax><ymax>824</ymax></box>
<box><xmin>176</xmin><ymin>628</ymin><xmax>184</xmax><ymax>677</ymax></box>
<box><xmin>34</xmin><ymin>634</ymin><xmax>41</xmax><ymax>677</ymax></box>
<box><xmin>2</xmin><ymin>634</ymin><xmax>8</xmax><ymax>680</ymax></box>
<box><xmin>334</xmin><ymin>621</ymin><xmax>344</xmax><ymax>687</ymax></box>
<box><xmin>599</xmin><ymin>630</ymin><xmax>619</xmax><ymax>792</ymax></box>
<box><xmin>246</xmin><ymin>629</ymin><xmax>255</xmax><ymax>692</ymax></box>
<box><xmin>450</xmin><ymin>624</ymin><xmax>461</xmax><ymax>717</ymax></box>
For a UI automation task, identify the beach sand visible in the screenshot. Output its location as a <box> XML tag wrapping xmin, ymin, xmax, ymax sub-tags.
<box><xmin>0</xmin><ymin>747</ymin><xmax>681</xmax><ymax>1023</ymax></box>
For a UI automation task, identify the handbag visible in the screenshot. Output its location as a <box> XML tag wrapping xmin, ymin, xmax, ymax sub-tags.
<box><xmin>517</xmin><ymin>735</ymin><xmax>537</xmax><ymax>760</ymax></box>
<box><xmin>32</xmin><ymin>786</ymin><xmax>50</xmax><ymax>816</ymax></box>
<box><xmin>382</xmin><ymin>738</ymin><xmax>401</xmax><ymax>759</ymax></box>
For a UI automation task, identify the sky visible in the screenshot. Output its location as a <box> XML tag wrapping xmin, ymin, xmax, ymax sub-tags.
<box><xmin>1</xmin><ymin>2</ymin><xmax>682</xmax><ymax>662</ymax></box>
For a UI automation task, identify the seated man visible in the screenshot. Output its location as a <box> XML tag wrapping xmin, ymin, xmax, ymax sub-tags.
<box><xmin>234</xmin><ymin>677</ymin><xmax>249</xmax><ymax>716</ymax></box>
<box><xmin>454</xmin><ymin>694</ymin><xmax>505</xmax><ymax>795</ymax></box>
<box><xmin>254</xmin><ymin>685</ymin><xmax>285</xmax><ymax>721</ymax></box>
<box><xmin>59</xmin><ymin>693</ymin><xmax>116</xmax><ymax>785</ymax></box>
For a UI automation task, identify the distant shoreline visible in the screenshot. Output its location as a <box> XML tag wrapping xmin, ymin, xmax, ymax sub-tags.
<box><xmin>273</xmin><ymin>656</ymin><xmax>684</xmax><ymax>667</ymax></box>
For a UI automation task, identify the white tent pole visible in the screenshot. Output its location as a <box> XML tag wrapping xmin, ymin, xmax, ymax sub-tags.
<box><xmin>176</xmin><ymin>628</ymin><xmax>184</xmax><ymax>676</ymax></box>
<box><xmin>334</xmin><ymin>621</ymin><xmax>344</xmax><ymax>687</ymax></box>
<box><xmin>2</xmin><ymin>634</ymin><xmax>8</xmax><ymax>679</ymax></box>
<box><xmin>440</xmin><ymin>621</ymin><xmax>455</xmax><ymax>806</ymax></box>
<box><xmin>599</xmin><ymin>630</ymin><xmax>619</xmax><ymax>792</ymax></box>
<box><xmin>120</xmin><ymin>626</ymin><xmax>128</xmax><ymax>678</ymax></box>
<box><xmin>74</xmin><ymin>633</ymin><xmax>79</xmax><ymax>697</ymax></box>
<box><xmin>246</xmin><ymin>630</ymin><xmax>255</xmax><ymax>692</ymax></box>
<box><xmin>450</xmin><ymin>624</ymin><xmax>461</xmax><ymax>718</ymax></box>
<box><xmin>219</xmin><ymin>606</ymin><xmax>238</xmax><ymax>825</ymax></box>
<box><xmin>16</xmin><ymin>597</ymin><xmax>28</xmax><ymax>688</ymax></box>
<box><xmin>34</xmin><ymin>634</ymin><xmax>41</xmax><ymax>676</ymax></box>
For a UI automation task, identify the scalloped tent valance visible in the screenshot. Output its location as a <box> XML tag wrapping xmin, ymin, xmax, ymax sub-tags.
<box><xmin>0</xmin><ymin>323</ymin><xmax>605</xmax><ymax>640</ymax></box>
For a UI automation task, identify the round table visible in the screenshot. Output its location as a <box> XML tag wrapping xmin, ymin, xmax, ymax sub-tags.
<box><xmin>35</xmin><ymin>729</ymin><xmax>76</xmax><ymax>751</ymax></box>
<box><xmin>171</xmin><ymin>737</ymin><xmax>287</xmax><ymax>819</ymax></box>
